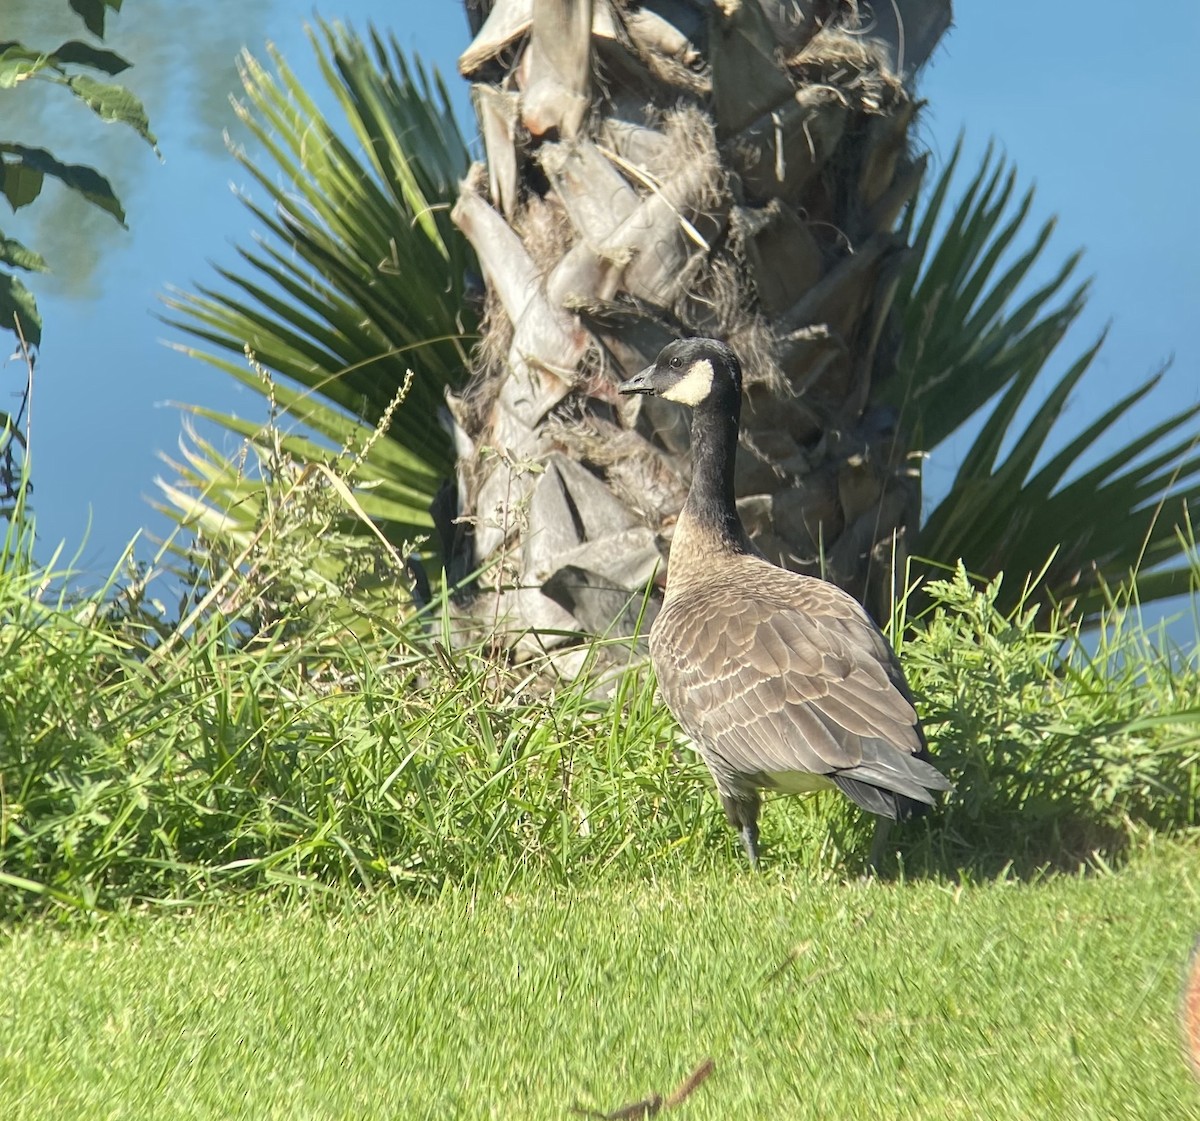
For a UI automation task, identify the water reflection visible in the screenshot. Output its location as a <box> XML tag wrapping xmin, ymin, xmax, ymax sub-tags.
<box><xmin>3</xmin><ymin>0</ymin><xmax>470</xmax><ymax>575</ymax></box>
<box><xmin>3</xmin><ymin>0</ymin><xmax>273</xmax><ymax>297</ymax></box>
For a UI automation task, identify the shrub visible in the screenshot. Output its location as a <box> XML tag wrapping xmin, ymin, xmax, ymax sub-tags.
<box><xmin>900</xmin><ymin>565</ymin><xmax>1200</xmax><ymax>873</ymax></box>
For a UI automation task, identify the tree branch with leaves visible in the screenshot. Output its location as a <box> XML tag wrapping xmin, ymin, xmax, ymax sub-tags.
<box><xmin>0</xmin><ymin>0</ymin><xmax>157</xmax><ymax>516</ymax></box>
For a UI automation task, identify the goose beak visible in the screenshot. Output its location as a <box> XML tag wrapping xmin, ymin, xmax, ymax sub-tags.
<box><xmin>617</xmin><ymin>364</ymin><xmax>658</xmax><ymax>396</ymax></box>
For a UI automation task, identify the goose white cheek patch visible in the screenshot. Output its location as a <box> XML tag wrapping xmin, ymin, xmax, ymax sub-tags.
<box><xmin>662</xmin><ymin>358</ymin><xmax>715</xmax><ymax>405</ymax></box>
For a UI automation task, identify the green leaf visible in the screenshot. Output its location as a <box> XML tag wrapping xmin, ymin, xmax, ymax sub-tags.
<box><xmin>0</xmin><ymin>39</ymin><xmax>131</xmax><ymax>80</ymax></box>
<box><xmin>0</xmin><ymin>144</ymin><xmax>125</xmax><ymax>225</ymax></box>
<box><xmin>68</xmin><ymin>0</ymin><xmax>123</xmax><ymax>40</ymax></box>
<box><xmin>0</xmin><ymin>270</ymin><xmax>42</xmax><ymax>348</ymax></box>
<box><xmin>65</xmin><ymin>75</ymin><xmax>158</xmax><ymax>151</ymax></box>
<box><xmin>52</xmin><ymin>40</ymin><xmax>131</xmax><ymax>75</ymax></box>
<box><xmin>903</xmin><ymin>141</ymin><xmax>1200</xmax><ymax>623</ymax></box>
<box><xmin>0</xmin><ymin>233</ymin><xmax>48</xmax><ymax>272</ymax></box>
<box><xmin>0</xmin><ymin>44</ymin><xmax>50</xmax><ymax>88</ymax></box>
<box><xmin>0</xmin><ymin>158</ymin><xmax>44</xmax><ymax>211</ymax></box>
<box><xmin>890</xmin><ymin>141</ymin><xmax>1088</xmax><ymax>454</ymax></box>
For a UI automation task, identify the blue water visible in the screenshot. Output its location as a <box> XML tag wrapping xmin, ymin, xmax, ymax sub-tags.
<box><xmin>4</xmin><ymin>0</ymin><xmax>468</xmax><ymax>575</ymax></box>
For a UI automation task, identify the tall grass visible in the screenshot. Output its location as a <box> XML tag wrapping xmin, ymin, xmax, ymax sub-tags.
<box><xmin>1</xmin><ymin>413</ymin><xmax>1198</xmax><ymax>919</ymax></box>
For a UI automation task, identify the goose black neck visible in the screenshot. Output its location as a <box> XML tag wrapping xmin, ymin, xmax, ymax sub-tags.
<box><xmin>684</xmin><ymin>395</ymin><xmax>749</xmax><ymax>552</ymax></box>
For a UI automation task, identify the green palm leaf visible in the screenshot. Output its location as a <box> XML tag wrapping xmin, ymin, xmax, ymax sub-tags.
<box><xmin>160</xmin><ymin>21</ymin><xmax>475</xmax><ymax>544</ymax></box>
<box><xmin>900</xmin><ymin>139</ymin><xmax>1200</xmax><ymax>620</ymax></box>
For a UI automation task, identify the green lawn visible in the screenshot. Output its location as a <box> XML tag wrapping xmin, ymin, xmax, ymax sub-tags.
<box><xmin>3</xmin><ymin>838</ymin><xmax>1199</xmax><ymax>1120</ymax></box>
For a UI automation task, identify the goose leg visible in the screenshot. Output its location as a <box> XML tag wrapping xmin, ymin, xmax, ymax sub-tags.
<box><xmin>721</xmin><ymin>791</ymin><xmax>761</xmax><ymax>869</ymax></box>
<box><xmin>867</xmin><ymin>815</ymin><xmax>893</xmax><ymax>873</ymax></box>
<box><xmin>740</xmin><ymin>822</ymin><xmax>760</xmax><ymax>869</ymax></box>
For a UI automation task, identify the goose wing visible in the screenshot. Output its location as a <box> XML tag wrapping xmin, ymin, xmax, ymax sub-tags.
<box><xmin>650</xmin><ymin>571</ymin><xmax>949</xmax><ymax>807</ymax></box>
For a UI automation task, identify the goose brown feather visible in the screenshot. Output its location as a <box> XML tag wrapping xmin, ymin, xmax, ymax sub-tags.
<box><xmin>651</xmin><ymin>555</ymin><xmax>939</xmax><ymax>800</ymax></box>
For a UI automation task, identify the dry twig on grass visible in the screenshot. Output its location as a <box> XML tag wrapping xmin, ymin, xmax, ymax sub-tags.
<box><xmin>570</xmin><ymin>1057</ymin><xmax>715</xmax><ymax>1120</ymax></box>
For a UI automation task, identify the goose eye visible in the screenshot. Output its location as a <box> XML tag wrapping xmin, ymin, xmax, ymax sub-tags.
<box><xmin>669</xmin><ymin>357</ymin><xmax>682</xmax><ymax>369</ymax></box>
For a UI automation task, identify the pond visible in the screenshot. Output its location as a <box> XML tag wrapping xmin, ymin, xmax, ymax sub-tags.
<box><xmin>3</xmin><ymin>0</ymin><xmax>467</xmax><ymax>572</ymax></box>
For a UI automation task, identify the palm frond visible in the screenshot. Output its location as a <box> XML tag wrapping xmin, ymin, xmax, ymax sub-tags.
<box><xmin>900</xmin><ymin>140</ymin><xmax>1200</xmax><ymax>620</ymax></box>
<box><xmin>159</xmin><ymin>21</ymin><xmax>475</xmax><ymax>541</ymax></box>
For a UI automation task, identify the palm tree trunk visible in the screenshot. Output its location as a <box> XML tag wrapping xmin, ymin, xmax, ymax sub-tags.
<box><xmin>444</xmin><ymin>0</ymin><xmax>952</xmax><ymax>665</ymax></box>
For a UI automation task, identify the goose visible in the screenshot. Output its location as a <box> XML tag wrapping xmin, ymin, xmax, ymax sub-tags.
<box><xmin>618</xmin><ymin>337</ymin><xmax>950</xmax><ymax>867</ymax></box>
